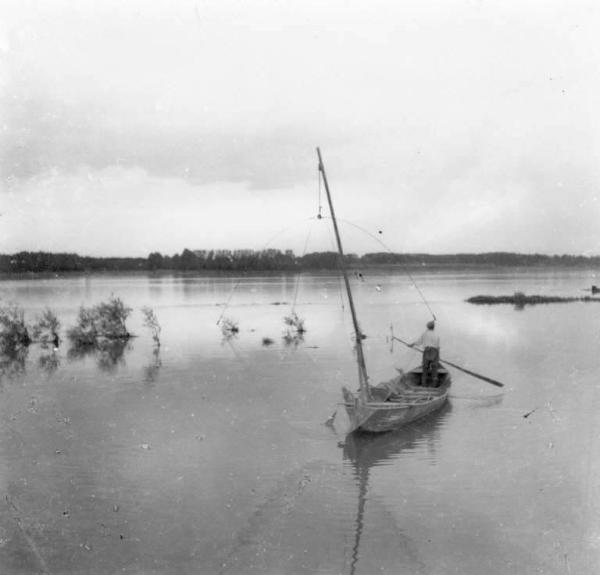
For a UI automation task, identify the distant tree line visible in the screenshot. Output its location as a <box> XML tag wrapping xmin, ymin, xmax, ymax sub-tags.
<box><xmin>0</xmin><ymin>252</ymin><xmax>147</xmax><ymax>273</ymax></box>
<box><xmin>1</xmin><ymin>249</ymin><xmax>600</xmax><ymax>274</ymax></box>
<box><xmin>361</xmin><ymin>251</ymin><xmax>600</xmax><ymax>267</ymax></box>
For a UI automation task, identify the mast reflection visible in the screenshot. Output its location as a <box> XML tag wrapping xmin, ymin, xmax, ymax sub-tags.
<box><xmin>342</xmin><ymin>403</ymin><xmax>452</xmax><ymax>575</ymax></box>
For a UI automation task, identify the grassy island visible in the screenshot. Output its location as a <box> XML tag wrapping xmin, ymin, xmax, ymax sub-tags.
<box><xmin>467</xmin><ymin>292</ymin><xmax>600</xmax><ymax>306</ymax></box>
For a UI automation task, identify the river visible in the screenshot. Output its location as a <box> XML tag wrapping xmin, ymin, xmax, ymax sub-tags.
<box><xmin>0</xmin><ymin>268</ymin><xmax>598</xmax><ymax>574</ymax></box>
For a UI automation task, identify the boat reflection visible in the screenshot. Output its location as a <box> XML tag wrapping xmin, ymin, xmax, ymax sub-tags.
<box><xmin>342</xmin><ymin>403</ymin><xmax>452</xmax><ymax>575</ymax></box>
<box><xmin>343</xmin><ymin>401</ymin><xmax>452</xmax><ymax>466</ymax></box>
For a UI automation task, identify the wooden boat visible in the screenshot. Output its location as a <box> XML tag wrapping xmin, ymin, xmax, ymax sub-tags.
<box><xmin>317</xmin><ymin>148</ymin><xmax>451</xmax><ymax>433</ymax></box>
<box><xmin>342</xmin><ymin>367</ymin><xmax>451</xmax><ymax>433</ymax></box>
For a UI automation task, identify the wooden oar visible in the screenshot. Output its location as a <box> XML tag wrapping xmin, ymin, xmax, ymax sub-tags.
<box><xmin>392</xmin><ymin>336</ymin><xmax>504</xmax><ymax>388</ymax></box>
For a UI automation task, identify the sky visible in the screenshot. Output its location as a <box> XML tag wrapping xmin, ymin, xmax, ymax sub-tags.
<box><xmin>1</xmin><ymin>0</ymin><xmax>599</xmax><ymax>257</ymax></box>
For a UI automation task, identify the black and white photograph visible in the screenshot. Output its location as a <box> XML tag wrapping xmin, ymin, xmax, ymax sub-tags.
<box><xmin>0</xmin><ymin>1</ymin><xmax>599</xmax><ymax>573</ymax></box>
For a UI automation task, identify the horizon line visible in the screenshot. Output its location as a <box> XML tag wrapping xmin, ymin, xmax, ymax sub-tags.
<box><xmin>2</xmin><ymin>250</ymin><xmax>600</xmax><ymax>260</ymax></box>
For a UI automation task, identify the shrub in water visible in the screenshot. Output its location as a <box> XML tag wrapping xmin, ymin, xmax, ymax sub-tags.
<box><xmin>283</xmin><ymin>312</ymin><xmax>306</xmax><ymax>334</ymax></box>
<box><xmin>67</xmin><ymin>296</ymin><xmax>132</xmax><ymax>346</ymax></box>
<box><xmin>0</xmin><ymin>304</ymin><xmax>31</xmax><ymax>352</ymax></box>
<box><xmin>94</xmin><ymin>297</ymin><xmax>132</xmax><ymax>338</ymax></box>
<box><xmin>141</xmin><ymin>306</ymin><xmax>161</xmax><ymax>347</ymax></box>
<box><xmin>220</xmin><ymin>317</ymin><xmax>239</xmax><ymax>337</ymax></box>
<box><xmin>67</xmin><ymin>306</ymin><xmax>98</xmax><ymax>346</ymax></box>
<box><xmin>31</xmin><ymin>307</ymin><xmax>61</xmax><ymax>347</ymax></box>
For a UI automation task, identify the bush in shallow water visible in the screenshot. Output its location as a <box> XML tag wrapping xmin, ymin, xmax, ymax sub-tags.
<box><xmin>220</xmin><ymin>317</ymin><xmax>239</xmax><ymax>337</ymax></box>
<box><xmin>67</xmin><ymin>306</ymin><xmax>98</xmax><ymax>346</ymax></box>
<box><xmin>283</xmin><ymin>312</ymin><xmax>306</xmax><ymax>334</ymax></box>
<box><xmin>67</xmin><ymin>296</ymin><xmax>132</xmax><ymax>345</ymax></box>
<box><xmin>31</xmin><ymin>307</ymin><xmax>61</xmax><ymax>346</ymax></box>
<box><xmin>141</xmin><ymin>306</ymin><xmax>161</xmax><ymax>347</ymax></box>
<box><xmin>0</xmin><ymin>304</ymin><xmax>31</xmax><ymax>352</ymax></box>
<box><xmin>95</xmin><ymin>297</ymin><xmax>132</xmax><ymax>338</ymax></box>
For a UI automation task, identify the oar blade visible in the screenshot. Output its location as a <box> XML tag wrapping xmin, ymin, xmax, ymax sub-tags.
<box><xmin>442</xmin><ymin>361</ymin><xmax>504</xmax><ymax>387</ymax></box>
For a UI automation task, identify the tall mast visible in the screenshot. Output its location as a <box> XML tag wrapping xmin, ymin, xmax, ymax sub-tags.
<box><xmin>317</xmin><ymin>147</ymin><xmax>370</xmax><ymax>400</ymax></box>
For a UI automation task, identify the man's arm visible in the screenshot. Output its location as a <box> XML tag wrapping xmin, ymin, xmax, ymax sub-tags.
<box><xmin>409</xmin><ymin>332</ymin><xmax>423</xmax><ymax>348</ymax></box>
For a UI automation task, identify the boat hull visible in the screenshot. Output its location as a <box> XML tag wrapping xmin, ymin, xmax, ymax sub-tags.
<box><xmin>342</xmin><ymin>369</ymin><xmax>451</xmax><ymax>433</ymax></box>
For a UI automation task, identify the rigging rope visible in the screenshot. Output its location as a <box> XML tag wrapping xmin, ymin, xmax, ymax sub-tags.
<box><xmin>216</xmin><ymin>279</ymin><xmax>242</xmax><ymax>326</ymax></box>
<box><xmin>314</xmin><ymin>167</ymin><xmax>434</xmax><ymax>322</ymax></box>
<box><xmin>216</xmin><ymin>217</ymin><xmax>316</xmax><ymax>323</ymax></box>
<box><xmin>327</xmin><ymin>223</ymin><xmax>347</xmax><ymax>313</ymax></box>
<box><xmin>317</xmin><ymin>164</ymin><xmax>323</xmax><ymax>219</ymax></box>
<box><xmin>290</xmin><ymin>219</ymin><xmax>316</xmax><ymax>313</ymax></box>
<box><xmin>316</xmin><ymin>215</ymin><xmax>437</xmax><ymax>322</ymax></box>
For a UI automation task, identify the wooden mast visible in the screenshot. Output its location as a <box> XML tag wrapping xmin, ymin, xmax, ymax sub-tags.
<box><xmin>317</xmin><ymin>147</ymin><xmax>370</xmax><ymax>401</ymax></box>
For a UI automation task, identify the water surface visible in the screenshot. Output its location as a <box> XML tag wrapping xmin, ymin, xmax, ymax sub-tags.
<box><xmin>0</xmin><ymin>269</ymin><xmax>598</xmax><ymax>574</ymax></box>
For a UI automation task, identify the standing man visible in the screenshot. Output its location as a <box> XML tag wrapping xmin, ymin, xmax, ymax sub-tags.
<box><xmin>409</xmin><ymin>320</ymin><xmax>440</xmax><ymax>386</ymax></box>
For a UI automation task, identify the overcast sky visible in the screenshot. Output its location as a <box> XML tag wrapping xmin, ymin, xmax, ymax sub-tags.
<box><xmin>1</xmin><ymin>0</ymin><xmax>599</xmax><ymax>256</ymax></box>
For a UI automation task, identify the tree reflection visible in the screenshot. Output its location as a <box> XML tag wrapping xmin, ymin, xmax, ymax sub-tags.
<box><xmin>144</xmin><ymin>347</ymin><xmax>162</xmax><ymax>383</ymax></box>
<box><xmin>0</xmin><ymin>347</ymin><xmax>28</xmax><ymax>383</ymax></box>
<box><xmin>220</xmin><ymin>328</ymin><xmax>240</xmax><ymax>347</ymax></box>
<box><xmin>38</xmin><ymin>350</ymin><xmax>60</xmax><ymax>375</ymax></box>
<box><xmin>67</xmin><ymin>341</ymin><xmax>94</xmax><ymax>362</ymax></box>
<box><xmin>67</xmin><ymin>338</ymin><xmax>130</xmax><ymax>372</ymax></box>
<box><xmin>282</xmin><ymin>331</ymin><xmax>304</xmax><ymax>348</ymax></box>
<box><xmin>96</xmin><ymin>339</ymin><xmax>130</xmax><ymax>372</ymax></box>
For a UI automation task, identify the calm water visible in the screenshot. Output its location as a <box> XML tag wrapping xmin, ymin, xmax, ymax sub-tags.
<box><xmin>0</xmin><ymin>269</ymin><xmax>599</xmax><ymax>574</ymax></box>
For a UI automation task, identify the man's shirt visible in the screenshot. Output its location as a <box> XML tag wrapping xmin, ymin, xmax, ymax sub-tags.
<box><xmin>413</xmin><ymin>330</ymin><xmax>440</xmax><ymax>349</ymax></box>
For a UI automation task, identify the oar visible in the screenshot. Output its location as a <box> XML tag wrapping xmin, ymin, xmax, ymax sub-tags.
<box><xmin>324</xmin><ymin>409</ymin><xmax>337</xmax><ymax>427</ymax></box>
<box><xmin>392</xmin><ymin>336</ymin><xmax>504</xmax><ymax>388</ymax></box>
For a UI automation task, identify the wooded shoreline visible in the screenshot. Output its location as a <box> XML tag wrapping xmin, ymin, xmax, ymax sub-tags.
<box><xmin>1</xmin><ymin>249</ymin><xmax>600</xmax><ymax>274</ymax></box>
